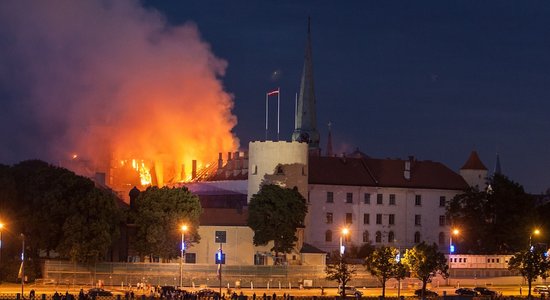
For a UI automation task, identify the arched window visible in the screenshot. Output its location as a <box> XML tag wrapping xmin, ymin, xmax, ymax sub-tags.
<box><xmin>439</xmin><ymin>232</ymin><xmax>445</xmax><ymax>245</ymax></box>
<box><xmin>388</xmin><ymin>231</ymin><xmax>395</xmax><ymax>243</ymax></box>
<box><xmin>363</xmin><ymin>231</ymin><xmax>370</xmax><ymax>243</ymax></box>
<box><xmin>375</xmin><ymin>231</ymin><xmax>382</xmax><ymax>243</ymax></box>
<box><xmin>325</xmin><ymin>230</ymin><xmax>332</xmax><ymax>242</ymax></box>
<box><xmin>414</xmin><ymin>231</ymin><xmax>421</xmax><ymax>243</ymax></box>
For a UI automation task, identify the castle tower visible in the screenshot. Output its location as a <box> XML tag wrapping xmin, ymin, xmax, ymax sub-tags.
<box><xmin>292</xmin><ymin>17</ymin><xmax>320</xmax><ymax>153</ymax></box>
<box><xmin>459</xmin><ymin>151</ymin><xmax>488</xmax><ymax>189</ymax></box>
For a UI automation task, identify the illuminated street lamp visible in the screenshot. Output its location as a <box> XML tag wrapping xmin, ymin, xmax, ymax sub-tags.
<box><xmin>530</xmin><ymin>228</ymin><xmax>541</xmax><ymax>249</ymax></box>
<box><xmin>449</xmin><ymin>228</ymin><xmax>460</xmax><ymax>286</ymax></box>
<box><xmin>340</xmin><ymin>228</ymin><xmax>349</xmax><ymax>257</ymax></box>
<box><xmin>180</xmin><ymin>225</ymin><xmax>188</xmax><ymax>288</ymax></box>
<box><xmin>0</xmin><ymin>222</ymin><xmax>3</xmax><ymax>284</ymax></box>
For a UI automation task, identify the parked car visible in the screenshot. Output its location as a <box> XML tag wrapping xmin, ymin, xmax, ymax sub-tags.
<box><xmin>455</xmin><ymin>288</ymin><xmax>478</xmax><ymax>296</ymax></box>
<box><xmin>338</xmin><ymin>286</ymin><xmax>363</xmax><ymax>297</ymax></box>
<box><xmin>87</xmin><ymin>288</ymin><xmax>113</xmax><ymax>297</ymax></box>
<box><xmin>414</xmin><ymin>289</ymin><xmax>438</xmax><ymax>297</ymax></box>
<box><xmin>197</xmin><ymin>289</ymin><xmax>221</xmax><ymax>298</ymax></box>
<box><xmin>473</xmin><ymin>287</ymin><xmax>497</xmax><ymax>296</ymax></box>
<box><xmin>534</xmin><ymin>286</ymin><xmax>550</xmax><ymax>294</ymax></box>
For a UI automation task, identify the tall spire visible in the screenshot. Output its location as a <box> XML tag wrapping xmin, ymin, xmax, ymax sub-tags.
<box><xmin>494</xmin><ymin>153</ymin><xmax>502</xmax><ymax>175</ymax></box>
<box><xmin>292</xmin><ymin>17</ymin><xmax>320</xmax><ymax>152</ymax></box>
<box><xmin>326</xmin><ymin>122</ymin><xmax>333</xmax><ymax>157</ymax></box>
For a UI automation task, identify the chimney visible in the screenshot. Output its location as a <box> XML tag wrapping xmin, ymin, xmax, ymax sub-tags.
<box><xmin>404</xmin><ymin>156</ymin><xmax>413</xmax><ymax>180</ymax></box>
<box><xmin>227</xmin><ymin>152</ymin><xmax>232</xmax><ymax>161</ymax></box>
<box><xmin>218</xmin><ymin>152</ymin><xmax>223</xmax><ymax>169</ymax></box>
<box><xmin>192</xmin><ymin>160</ymin><xmax>197</xmax><ymax>180</ymax></box>
<box><xmin>234</xmin><ymin>151</ymin><xmax>240</xmax><ymax>176</ymax></box>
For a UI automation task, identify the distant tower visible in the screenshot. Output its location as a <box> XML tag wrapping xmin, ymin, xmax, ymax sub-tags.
<box><xmin>326</xmin><ymin>122</ymin><xmax>333</xmax><ymax>157</ymax></box>
<box><xmin>459</xmin><ymin>151</ymin><xmax>488</xmax><ymax>189</ymax></box>
<box><xmin>494</xmin><ymin>153</ymin><xmax>502</xmax><ymax>175</ymax></box>
<box><xmin>292</xmin><ymin>17</ymin><xmax>320</xmax><ymax>153</ymax></box>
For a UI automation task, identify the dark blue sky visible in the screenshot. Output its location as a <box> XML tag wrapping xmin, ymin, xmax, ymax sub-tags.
<box><xmin>0</xmin><ymin>1</ymin><xmax>548</xmax><ymax>193</ymax></box>
<box><xmin>142</xmin><ymin>1</ymin><xmax>550</xmax><ymax>193</ymax></box>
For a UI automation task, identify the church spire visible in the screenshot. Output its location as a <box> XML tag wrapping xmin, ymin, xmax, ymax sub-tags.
<box><xmin>326</xmin><ymin>122</ymin><xmax>333</xmax><ymax>157</ymax></box>
<box><xmin>292</xmin><ymin>17</ymin><xmax>320</xmax><ymax>152</ymax></box>
<box><xmin>494</xmin><ymin>153</ymin><xmax>502</xmax><ymax>175</ymax></box>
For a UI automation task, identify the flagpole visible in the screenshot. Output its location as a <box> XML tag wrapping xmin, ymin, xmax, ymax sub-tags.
<box><xmin>294</xmin><ymin>92</ymin><xmax>298</xmax><ymax>130</ymax></box>
<box><xmin>265</xmin><ymin>93</ymin><xmax>268</xmax><ymax>141</ymax></box>
<box><xmin>277</xmin><ymin>87</ymin><xmax>280</xmax><ymax>141</ymax></box>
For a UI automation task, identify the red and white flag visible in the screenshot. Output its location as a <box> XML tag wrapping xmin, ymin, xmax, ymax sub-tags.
<box><xmin>267</xmin><ymin>88</ymin><xmax>279</xmax><ymax>96</ymax></box>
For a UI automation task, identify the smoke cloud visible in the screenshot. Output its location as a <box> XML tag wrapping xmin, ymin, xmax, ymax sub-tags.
<box><xmin>0</xmin><ymin>1</ymin><xmax>238</xmax><ymax>186</ymax></box>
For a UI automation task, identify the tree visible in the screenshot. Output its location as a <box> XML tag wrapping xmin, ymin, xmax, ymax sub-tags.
<box><xmin>508</xmin><ymin>247</ymin><xmax>550</xmax><ymax>297</ymax></box>
<box><xmin>326</xmin><ymin>254</ymin><xmax>356</xmax><ymax>297</ymax></box>
<box><xmin>133</xmin><ymin>186</ymin><xmax>202</xmax><ymax>260</ymax></box>
<box><xmin>365</xmin><ymin>246</ymin><xmax>406</xmax><ymax>297</ymax></box>
<box><xmin>247</xmin><ymin>184</ymin><xmax>307</xmax><ymax>263</ymax></box>
<box><xmin>448</xmin><ymin>174</ymin><xmax>536</xmax><ymax>253</ymax></box>
<box><xmin>403</xmin><ymin>242</ymin><xmax>448</xmax><ymax>298</ymax></box>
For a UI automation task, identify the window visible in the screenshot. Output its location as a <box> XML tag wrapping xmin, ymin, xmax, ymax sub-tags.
<box><xmin>415</xmin><ymin>195</ymin><xmax>422</xmax><ymax>206</ymax></box>
<box><xmin>376</xmin><ymin>214</ymin><xmax>382</xmax><ymax>224</ymax></box>
<box><xmin>389</xmin><ymin>214</ymin><xmax>395</xmax><ymax>225</ymax></box>
<box><xmin>345</xmin><ymin>213</ymin><xmax>353</xmax><ymax>224</ymax></box>
<box><xmin>327</xmin><ymin>192</ymin><xmax>334</xmax><ymax>203</ymax></box>
<box><xmin>276</xmin><ymin>165</ymin><xmax>284</xmax><ymax>175</ymax></box>
<box><xmin>325</xmin><ymin>230</ymin><xmax>332</xmax><ymax>242</ymax></box>
<box><xmin>388</xmin><ymin>231</ymin><xmax>395</xmax><ymax>243</ymax></box>
<box><xmin>439</xmin><ymin>196</ymin><xmax>446</xmax><ymax>207</ymax></box>
<box><xmin>254</xmin><ymin>254</ymin><xmax>266</xmax><ymax>265</ymax></box>
<box><xmin>363</xmin><ymin>231</ymin><xmax>370</xmax><ymax>243</ymax></box>
<box><xmin>389</xmin><ymin>194</ymin><xmax>396</xmax><ymax>205</ymax></box>
<box><xmin>185</xmin><ymin>253</ymin><xmax>196</xmax><ymax>263</ymax></box>
<box><xmin>439</xmin><ymin>232</ymin><xmax>445</xmax><ymax>245</ymax></box>
<box><xmin>414</xmin><ymin>231</ymin><xmax>421</xmax><ymax>243</ymax></box>
<box><xmin>346</xmin><ymin>193</ymin><xmax>353</xmax><ymax>203</ymax></box>
<box><xmin>326</xmin><ymin>213</ymin><xmax>333</xmax><ymax>224</ymax></box>
<box><xmin>375</xmin><ymin>231</ymin><xmax>382</xmax><ymax>243</ymax></box>
<box><xmin>415</xmin><ymin>215</ymin><xmax>421</xmax><ymax>226</ymax></box>
<box><xmin>377</xmin><ymin>194</ymin><xmax>383</xmax><ymax>205</ymax></box>
<box><xmin>464</xmin><ymin>258</ymin><xmax>467</xmax><ymax>263</ymax></box>
<box><xmin>439</xmin><ymin>215</ymin><xmax>446</xmax><ymax>226</ymax></box>
<box><xmin>215</xmin><ymin>231</ymin><xmax>226</xmax><ymax>243</ymax></box>
<box><xmin>364</xmin><ymin>193</ymin><xmax>371</xmax><ymax>204</ymax></box>
<box><xmin>363</xmin><ymin>213</ymin><xmax>370</xmax><ymax>225</ymax></box>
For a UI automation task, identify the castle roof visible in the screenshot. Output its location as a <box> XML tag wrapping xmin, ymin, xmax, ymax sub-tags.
<box><xmin>461</xmin><ymin>151</ymin><xmax>487</xmax><ymax>170</ymax></box>
<box><xmin>309</xmin><ymin>156</ymin><xmax>468</xmax><ymax>190</ymax></box>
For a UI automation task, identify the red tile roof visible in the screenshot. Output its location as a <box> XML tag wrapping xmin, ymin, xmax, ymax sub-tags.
<box><xmin>309</xmin><ymin>156</ymin><xmax>468</xmax><ymax>190</ymax></box>
<box><xmin>460</xmin><ymin>151</ymin><xmax>487</xmax><ymax>170</ymax></box>
<box><xmin>199</xmin><ymin>208</ymin><xmax>248</xmax><ymax>226</ymax></box>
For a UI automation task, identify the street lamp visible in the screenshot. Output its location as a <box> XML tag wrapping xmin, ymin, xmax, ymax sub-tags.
<box><xmin>0</xmin><ymin>222</ymin><xmax>3</xmax><ymax>284</ymax></box>
<box><xmin>180</xmin><ymin>225</ymin><xmax>188</xmax><ymax>288</ymax></box>
<box><xmin>340</xmin><ymin>228</ymin><xmax>349</xmax><ymax>256</ymax></box>
<box><xmin>449</xmin><ymin>228</ymin><xmax>459</xmax><ymax>286</ymax></box>
<box><xmin>530</xmin><ymin>228</ymin><xmax>541</xmax><ymax>249</ymax></box>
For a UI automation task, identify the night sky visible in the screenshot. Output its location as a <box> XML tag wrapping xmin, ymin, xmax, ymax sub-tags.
<box><xmin>1</xmin><ymin>1</ymin><xmax>549</xmax><ymax>193</ymax></box>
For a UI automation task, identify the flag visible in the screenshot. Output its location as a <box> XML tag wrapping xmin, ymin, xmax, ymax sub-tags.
<box><xmin>267</xmin><ymin>89</ymin><xmax>279</xmax><ymax>96</ymax></box>
<box><xmin>17</xmin><ymin>261</ymin><xmax>23</xmax><ymax>279</ymax></box>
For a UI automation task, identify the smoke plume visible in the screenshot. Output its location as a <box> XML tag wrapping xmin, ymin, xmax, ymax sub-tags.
<box><xmin>0</xmin><ymin>1</ymin><xmax>239</xmax><ymax>186</ymax></box>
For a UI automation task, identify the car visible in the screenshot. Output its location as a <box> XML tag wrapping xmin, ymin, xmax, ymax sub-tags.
<box><xmin>87</xmin><ymin>288</ymin><xmax>113</xmax><ymax>297</ymax></box>
<box><xmin>197</xmin><ymin>289</ymin><xmax>221</xmax><ymax>298</ymax></box>
<box><xmin>338</xmin><ymin>286</ymin><xmax>363</xmax><ymax>297</ymax></box>
<box><xmin>534</xmin><ymin>286</ymin><xmax>550</xmax><ymax>294</ymax></box>
<box><xmin>455</xmin><ymin>288</ymin><xmax>478</xmax><ymax>296</ymax></box>
<box><xmin>414</xmin><ymin>289</ymin><xmax>438</xmax><ymax>297</ymax></box>
<box><xmin>473</xmin><ymin>287</ymin><xmax>497</xmax><ymax>296</ymax></box>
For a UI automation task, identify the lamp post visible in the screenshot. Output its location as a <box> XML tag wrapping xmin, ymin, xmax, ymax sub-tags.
<box><xmin>0</xmin><ymin>223</ymin><xmax>3</xmax><ymax>284</ymax></box>
<box><xmin>180</xmin><ymin>225</ymin><xmax>188</xmax><ymax>288</ymax></box>
<box><xmin>530</xmin><ymin>229</ymin><xmax>540</xmax><ymax>249</ymax></box>
<box><xmin>449</xmin><ymin>229</ymin><xmax>459</xmax><ymax>286</ymax></box>
<box><xmin>340</xmin><ymin>228</ymin><xmax>349</xmax><ymax>257</ymax></box>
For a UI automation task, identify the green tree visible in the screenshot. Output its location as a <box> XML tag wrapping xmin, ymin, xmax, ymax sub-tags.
<box><xmin>326</xmin><ymin>254</ymin><xmax>356</xmax><ymax>297</ymax></box>
<box><xmin>448</xmin><ymin>174</ymin><xmax>536</xmax><ymax>253</ymax></box>
<box><xmin>133</xmin><ymin>186</ymin><xmax>201</xmax><ymax>260</ymax></box>
<box><xmin>403</xmin><ymin>242</ymin><xmax>448</xmax><ymax>298</ymax></box>
<box><xmin>508</xmin><ymin>247</ymin><xmax>550</xmax><ymax>297</ymax></box>
<box><xmin>247</xmin><ymin>184</ymin><xmax>307</xmax><ymax>263</ymax></box>
<box><xmin>365</xmin><ymin>246</ymin><xmax>406</xmax><ymax>297</ymax></box>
